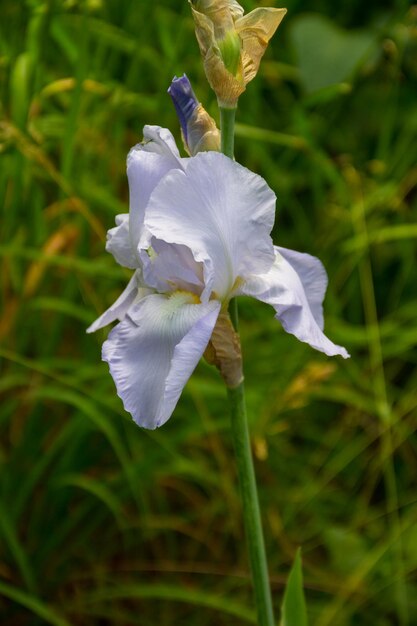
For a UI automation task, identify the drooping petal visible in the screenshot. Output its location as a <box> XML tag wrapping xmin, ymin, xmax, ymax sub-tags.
<box><xmin>102</xmin><ymin>293</ymin><xmax>221</xmax><ymax>428</ymax></box>
<box><xmin>105</xmin><ymin>214</ymin><xmax>138</xmax><ymax>269</ymax></box>
<box><xmin>277</xmin><ymin>246</ymin><xmax>328</xmax><ymax>331</ymax></box>
<box><xmin>87</xmin><ymin>271</ymin><xmax>150</xmax><ymax>333</ymax></box>
<box><xmin>127</xmin><ymin>126</ymin><xmax>184</xmax><ymax>251</ymax></box>
<box><xmin>143</xmin><ymin>151</ymin><xmax>276</xmax><ymax>302</ymax></box>
<box><xmin>240</xmin><ymin>249</ymin><xmax>349</xmax><ymax>358</ymax></box>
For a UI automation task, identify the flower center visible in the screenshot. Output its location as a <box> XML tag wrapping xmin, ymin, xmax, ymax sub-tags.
<box><xmin>167</xmin><ymin>290</ymin><xmax>200</xmax><ymax>307</ymax></box>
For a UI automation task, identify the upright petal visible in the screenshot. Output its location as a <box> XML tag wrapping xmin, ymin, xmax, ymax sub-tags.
<box><xmin>127</xmin><ymin>126</ymin><xmax>184</xmax><ymax>251</ymax></box>
<box><xmin>143</xmin><ymin>151</ymin><xmax>276</xmax><ymax>302</ymax></box>
<box><xmin>87</xmin><ymin>271</ymin><xmax>150</xmax><ymax>333</ymax></box>
<box><xmin>140</xmin><ymin>125</ymin><xmax>181</xmax><ymax>158</ymax></box>
<box><xmin>240</xmin><ymin>249</ymin><xmax>349</xmax><ymax>358</ymax></box>
<box><xmin>102</xmin><ymin>293</ymin><xmax>221</xmax><ymax>428</ymax></box>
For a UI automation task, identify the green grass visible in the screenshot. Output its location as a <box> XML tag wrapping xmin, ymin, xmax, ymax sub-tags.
<box><xmin>1</xmin><ymin>1</ymin><xmax>417</xmax><ymax>624</ymax></box>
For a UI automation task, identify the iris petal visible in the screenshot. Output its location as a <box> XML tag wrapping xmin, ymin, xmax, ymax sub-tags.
<box><xmin>127</xmin><ymin>126</ymin><xmax>185</xmax><ymax>252</ymax></box>
<box><xmin>277</xmin><ymin>246</ymin><xmax>328</xmax><ymax>331</ymax></box>
<box><xmin>102</xmin><ymin>294</ymin><xmax>221</xmax><ymax>428</ymax></box>
<box><xmin>240</xmin><ymin>248</ymin><xmax>349</xmax><ymax>358</ymax></box>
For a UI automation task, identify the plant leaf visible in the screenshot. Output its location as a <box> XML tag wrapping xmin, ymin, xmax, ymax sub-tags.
<box><xmin>280</xmin><ymin>549</ymin><xmax>308</xmax><ymax>626</ymax></box>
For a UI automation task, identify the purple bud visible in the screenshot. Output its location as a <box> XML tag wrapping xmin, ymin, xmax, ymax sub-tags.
<box><xmin>168</xmin><ymin>74</ymin><xmax>199</xmax><ymax>145</ymax></box>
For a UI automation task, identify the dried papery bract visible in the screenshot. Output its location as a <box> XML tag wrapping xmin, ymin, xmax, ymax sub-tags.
<box><xmin>204</xmin><ymin>311</ymin><xmax>243</xmax><ymax>388</ymax></box>
<box><xmin>190</xmin><ymin>0</ymin><xmax>287</xmax><ymax>107</ymax></box>
<box><xmin>187</xmin><ymin>103</ymin><xmax>221</xmax><ymax>154</ymax></box>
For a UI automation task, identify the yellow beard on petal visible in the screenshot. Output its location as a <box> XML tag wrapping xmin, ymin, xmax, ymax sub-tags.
<box><xmin>168</xmin><ymin>290</ymin><xmax>201</xmax><ymax>306</ymax></box>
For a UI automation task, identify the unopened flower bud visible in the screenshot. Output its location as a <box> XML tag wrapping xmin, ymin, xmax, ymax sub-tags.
<box><xmin>190</xmin><ymin>0</ymin><xmax>287</xmax><ymax>108</ymax></box>
<box><xmin>168</xmin><ymin>74</ymin><xmax>220</xmax><ymax>155</ymax></box>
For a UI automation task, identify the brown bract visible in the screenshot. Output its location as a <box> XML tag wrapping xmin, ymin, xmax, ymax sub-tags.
<box><xmin>204</xmin><ymin>311</ymin><xmax>243</xmax><ymax>388</ymax></box>
<box><xmin>190</xmin><ymin>0</ymin><xmax>286</xmax><ymax>107</ymax></box>
<box><xmin>185</xmin><ymin>103</ymin><xmax>221</xmax><ymax>155</ymax></box>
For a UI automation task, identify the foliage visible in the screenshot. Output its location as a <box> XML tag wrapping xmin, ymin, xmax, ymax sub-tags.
<box><xmin>1</xmin><ymin>0</ymin><xmax>417</xmax><ymax>624</ymax></box>
<box><xmin>280</xmin><ymin>549</ymin><xmax>308</xmax><ymax>626</ymax></box>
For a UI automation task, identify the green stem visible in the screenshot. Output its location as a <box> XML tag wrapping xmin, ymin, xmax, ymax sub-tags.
<box><xmin>220</xmin><ymin>105</ymin><xmax>236</xmax><ymax>160</ymax></box>
<box><xmin>220</xmin><ymin>105</ymin><xmax>275</xmax><ymax>626</ymax></box>
<box><xmin>228</xmin><ymin>384</ymin><xmax>276</xmax><ymax>626</ymax></box>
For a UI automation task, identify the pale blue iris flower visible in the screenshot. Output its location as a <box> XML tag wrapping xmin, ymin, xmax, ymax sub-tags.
<box><xmin>88</xmin><ymin>125</ymin><xmax>349</xmax><ymax>429</ymax></box>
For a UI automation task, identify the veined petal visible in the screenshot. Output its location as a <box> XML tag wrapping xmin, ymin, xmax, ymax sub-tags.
<box><xmin>143</xmin><ymin>151</ymin><xmax>276</xmax><ymax>302</ymax></box>
<box><xmin>87</xmin><ymin>271</ymin><xmax>150</xmax><ymax>334</ymax></box>
<box><xmin>106</xmin><ymin>214</ymin><xmax>138</xmax><ymax>269</ymax></box>
<box><xmin>127</xmin><ymin>126</ymin><xmax>184</xmax><ymax>252</ymax></box>
<box><xmin>240</xmin><ymin>249</ymin><xmax>349</xmax><ymax>358</ymax></box>
<box><xmin>102</xmin><ymin>293</ymin><xmax>221</xmax><ymax>428</ymax></box>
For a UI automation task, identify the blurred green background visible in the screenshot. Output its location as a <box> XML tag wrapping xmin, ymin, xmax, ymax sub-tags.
<box><xmin>1</xmin><ymin>0</ymin><xmax>417</xmax><ymax>624</ymax></box>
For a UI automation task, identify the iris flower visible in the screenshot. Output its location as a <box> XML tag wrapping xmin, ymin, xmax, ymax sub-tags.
<box><xmin>88</xmin><ymin>125</ymin><xmax>348</xmax><ymax>429</ymax></box>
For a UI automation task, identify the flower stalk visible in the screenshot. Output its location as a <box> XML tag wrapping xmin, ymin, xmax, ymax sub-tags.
<box><xmin>220</xmin><ymin>105</ymin><xmax>275</xmax><ymax>626</ymax></box>
<box><xmin>228</xmin><ymin>384</ymin><xmax>275</xmax><ymax>626</ymax></box>
<box><xmin>220</xmin><ymin>105</ymin><xmax>236</xmax><ymax>159</ymax></box>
